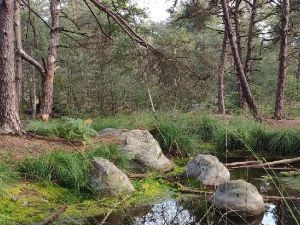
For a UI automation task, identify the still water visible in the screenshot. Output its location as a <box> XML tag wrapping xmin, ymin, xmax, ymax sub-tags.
<box><xmin>62</xmin><ymin>167</ymin><xmax>300</xmax><ymax>225</ymax></box>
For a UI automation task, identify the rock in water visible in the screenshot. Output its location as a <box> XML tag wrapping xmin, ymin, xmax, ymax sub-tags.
<box><xmin>91</xmin><ymin>157</ymin><xmax>135</xmax><ymax>196</ymax></box>
<box><xmin>210</xmin><ymin>180</ymin><xmax>265</xmax><ymax>216</ymax></box>
<box><xmin>184</xmin><ymin>154</ymin><xmax>230</xmax><ymax>186</ymax></box>
<box><xmin>121</xmin><ymin>130</ymin><xmax>174</xmax><ymax>172</ymax></box>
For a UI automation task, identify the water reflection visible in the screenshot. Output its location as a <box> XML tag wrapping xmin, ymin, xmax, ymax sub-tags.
<box><xmin>135</xmin><ymin>200</ymin><xmax>194</xmax><ymax>225</ymax></box>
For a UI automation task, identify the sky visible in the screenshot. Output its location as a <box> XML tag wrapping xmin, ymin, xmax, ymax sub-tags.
<box><xmin>135</xmin><ymin>0</ymin><xmax>174</xmax><ymax>22</ymax></box>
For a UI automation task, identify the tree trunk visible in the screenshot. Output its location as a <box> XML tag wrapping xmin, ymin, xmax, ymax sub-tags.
<box><xmin>244</xmin><ymin>0</ymin><xmax>257</xmax><ymax>81</ymax></box>
<box><xmin>217</xmin><ymin>31</ymin><xmax>228</xmax><ymax>115</ymax></box>
<box><xmin>297</xmin><ymin>52</ymin><xmax>300</xmax><ymax>92</ymax></box>
<box><xmin>274</xmin><ymin>0</ymin><xmax>290</xmax><ymax>120</ymax></box>
<box><xmin>233</xmin><ymin>0</ymin><xmax>246</xmax><ymax>108</ymax></box>
<box><xmin>221</xmin><ymin>0</ymin><xmax>262</xmax><ymax>121</ymax></box>
<box><xmin>0</xmin><ymin>0</ymin><xmax>23</xmax><ymax>134</ymax></box>
<box><xmin>40</xmin><ymin>0</ymin><xmax>59</xmax><ymax>120</ymax></box>
<box><xmin>14</xmin><ymin>0</ymin><xmax>22</xmax><ymax>106</ymax></box>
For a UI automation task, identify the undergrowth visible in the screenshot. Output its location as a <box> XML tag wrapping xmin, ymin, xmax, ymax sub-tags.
<box><xmin>0</xmin><ymin>163</ymin><xmax>19</xmax><ymax>193</ymax></box>
<box><xmin>27</xmin><ymin>117</ymin><xmax>97</xmax><ymax>141</ymax></box>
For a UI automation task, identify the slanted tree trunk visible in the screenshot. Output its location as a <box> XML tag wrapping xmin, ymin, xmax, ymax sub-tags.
<box><xmin>244</xmin><ymin>0</ymin><xmax>257</xmax><ymax>81</ymax></box>
<box><xmin>221</xmin><ymin>0</ymin><xmax>262</xmax><ymax>121</ymax></box>
<box><xmin>40</xmin><ymin>0</ymin><xmax>60</xmax><ymax>121</ymax></box>
<box><xmin>217</xmin><ymin>31</ymin><xmax>228</xmax><ymax>115</ymax></box>
<box><xmin>233</xmin><ymin>0</ymin><xmax>246</xmax><ymax>108</ymax></box>
<box><xmin>14</xmin><ymin>0</ymin><xmax>22</xmax><ymax>106</ymax></box>
<box><xmin>274</xmin><ymin>0</ymin><xmax>290</xmax><ymax>120</ymax></box>
<box><xmin>0</xmin><ymin>0</ymin><xmax>23</xmax><ymax>134</ymax></box>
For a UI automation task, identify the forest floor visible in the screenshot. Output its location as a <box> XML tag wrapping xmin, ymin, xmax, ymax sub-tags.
<box><xmin>0</xmin><ymin>134</ymin><xmax>122</xmax><ymax>163</ymax></box>
<box><xmin>1</xmin><ymin>117</ymin><xmax>300</xmax><ymax>164</ymax></box>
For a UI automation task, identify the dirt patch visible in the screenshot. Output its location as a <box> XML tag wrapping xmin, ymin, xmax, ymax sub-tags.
<box><xmin>0</xmin><ymin>134</ymin><xmax>121</xmax><ymax>164</ymax></box>
<box><xmin>264</xmin><ymin>119</ymin><xmax>300</xmax><ymax>130</ymax></box>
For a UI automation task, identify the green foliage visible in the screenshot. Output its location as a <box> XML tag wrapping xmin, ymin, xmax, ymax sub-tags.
<box><xmin>265</xmin><ymin>129</ymin><xmax>300</xmax><ymax>155</ymax></box>
<box><xmin>17</xmin><ymin>151</ymin><xmax>89</xmax><ymax>191</ymax></box>
<box><xmin>0</xmin><ymin>164</ymin><xmax>19</xmax><ymax>191</ymax></box>
<box><xmin>191</xmin><ymin>115</ymin><xmax>222</xmax><ymax>142</ymax></box>
<box><xmin>91</xmin><ymin>114</ymin><xmax>133</xmax><ymax>131</ymax></box>
<box><xmin>56</xmin><ymin>117</ymin><xmax>97</xmax><ymax>141</ymax></box>
<box><xmin>87</xmin><ymin>144</ymin><xmax>133</xmax><ymax>171</ymax></box>
<box><xmin>27</xmin><ymin>117</ymin><xmax>97</xmax><ymax>141</ymax></box>
<box><xmin>213</xmin><ymin>117</ymin><xmax>266</xmax><ymax>152</ymax></box>
<box><xmin>152</xmin><ymin>114</ymin><xmax>199</xmax><ymax>156</ymax></box>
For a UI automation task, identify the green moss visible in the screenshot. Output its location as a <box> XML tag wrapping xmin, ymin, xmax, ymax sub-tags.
<box><xmin>0</xmin><ymin>182</ymin><xmax>75</xmax><ymax>224</ymax></box>
<box><xmin>0</xmin><ymin>174</ymin><xmax>176</xmax><ymax>225</ymax></box>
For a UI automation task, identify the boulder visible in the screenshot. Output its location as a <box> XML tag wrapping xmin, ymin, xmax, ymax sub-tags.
<box><xmin>90</xmin><ymin>157</ymin><xmax>135</xmax><ymax>196</ymax></box>
<box><xmin>121</xmin><ymin>130</ymin><xmax>174</xmax><ymax>172</ymax></box>
<box><xmin>210</xmin><ymin>180</ymin><xmax>265</xmax><ymax>216</ymax></box>
<box><xmin>184</xmin><ymin>154</ymin><xmax>230</xmax><ymax>186</ymax></box>
<box><xmin>98</xmin><ymin>128</ymin><xmax>128</xmax><ymax>138</ymax></box>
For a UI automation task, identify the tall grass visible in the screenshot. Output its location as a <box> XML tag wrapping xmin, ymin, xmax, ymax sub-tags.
<box><xmin>17</xmin><ymin>144</ymin><xmax>135</xmax><ymax>192</ymax></box>
<box><xmin>87</xmin><ymin>144</ymin><xmax>133</xmax><ymax>171</ymax></box>
<box><xmin>18</xmin><ymin>151</ymin><xmax>89</xmax><ymax>191</ymax></box>
<box><xmin>0</xmin><ymin>163</ymin><xmax>19</xmax><ymax>193</ymax></box>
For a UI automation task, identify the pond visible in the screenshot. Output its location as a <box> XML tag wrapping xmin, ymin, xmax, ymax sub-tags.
<box><xmin>61</xmin><ymin>165</ymin><xmax>300</xmax><ymax>225</ymax></box>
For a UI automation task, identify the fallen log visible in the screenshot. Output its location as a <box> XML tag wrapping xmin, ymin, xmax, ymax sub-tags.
<box><xmin>262</xmin><ymin>195</ymin><xmax>300</xmax><ymax>201</ymax></box>
<box><xmin>225</xmin><ymin>160</ymin><xmax>261</xmax><ymax>167</ymax></box>
<box><xmin>227</xmin><ymin>157</ymin><xmax>300</xmax><ymax>169</ymax></box>
<box><xmin>39</xmin><ymin>204</ymin><xmax>67</xmax><ymax>225</ymax></box>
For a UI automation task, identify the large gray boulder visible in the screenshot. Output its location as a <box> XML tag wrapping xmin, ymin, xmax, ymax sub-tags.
<box><xmin>184</xmin><ymin>154</ymin><xmax>230</xmax><ymax>186</ymax></box>
<box><xmin>210</xmin><ymin>180</ymin><xmax>265</xmax><ymax>216</ymax></box>
<box><xmin>121</xmin><ymin>130</ymin><xmax>174</xmax><ymax>172</ymax></box>
<box><xmin>90</xmin><ymin>157</ymin><xmax>135</xmax><ymax>196</ymax></box>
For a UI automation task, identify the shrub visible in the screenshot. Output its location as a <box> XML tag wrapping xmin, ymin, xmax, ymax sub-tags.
<box><xmin>18</xmin><ymin>151</ymin><xmax>89</xmax><ymax>191</ymax></box>
<box><xmin>27</xmin><ymin>117</ymin><xmax>97</xmax><ymax>141</ymax></box>
<box><xmin>56</xmin><ymin>117</ymin><xmax>97</xmax><ymax>141</ymax></box>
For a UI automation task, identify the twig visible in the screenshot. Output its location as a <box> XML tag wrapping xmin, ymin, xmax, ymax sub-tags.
<box><xmin>39</xmin><ymin>204</ymin><xmax>67</xmax><ymax>225</ymax></box>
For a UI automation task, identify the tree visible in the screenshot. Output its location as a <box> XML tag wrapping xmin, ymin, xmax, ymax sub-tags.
<box><xmin>40</xmin><ymin>0</ymin><xmax>60</xmax><ymax>120</ymax></box>
<box><xmin>217</xmin><ymin>30</ymin><xmax>228</xmax><ymax>115</ymax></box>
<box><xmin>0</xmin><ymin>0</ymin><xmax>23</xmax><ymax>134</ymax></box>
<box><xmin>274</xmin><ymin>0</ymin><xmax>290</xmax><ymax>120</ymax></box>
<box><xmin>221</xmin><ymin>0</ymin><xmax>262</xmax><ymax>121</ymax></box>
<box><xmin>14</xmin><ymin>0</ymin><xmax>22</xmax><ymax>106</ymax></box>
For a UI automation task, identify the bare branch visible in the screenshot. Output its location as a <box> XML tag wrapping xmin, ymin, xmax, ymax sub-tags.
<box><xmin>17</xmin><ymin>49</ymin><xmax>45</xmax><ymax>75</ymax></box>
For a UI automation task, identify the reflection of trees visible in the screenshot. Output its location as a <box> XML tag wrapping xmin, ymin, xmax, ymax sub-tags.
<box><xmin>135</xmin><ymin>200</ymin><xmax>195</xmax><ymax>225</ymax></box>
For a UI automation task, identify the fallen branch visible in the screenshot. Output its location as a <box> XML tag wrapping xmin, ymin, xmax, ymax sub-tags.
<box><xmin>39</xmin><ymin>204</ymin><xmax>67</xmax><ymax>225</ymax></box>
<box><xmin>226</xmin><ymin>157</ymin><xmax>300</xmax><ymax>169</ymax></box>
<box><xmin>262</xmin><ymin>195</ymin><xmax>300</xmax><ymax>201</ymax></box>
<box><xmin>225</xmin><ymin>160</ymin><xmax>260</xmax><ymax>167</ymax></box>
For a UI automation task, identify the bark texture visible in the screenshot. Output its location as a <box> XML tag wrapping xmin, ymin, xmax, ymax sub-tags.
<box><xmin>40</xmin><ymin>0</ymin><xmax>60</xmax><ymax>119</ymax></box>
<box><xmin>221</xmin><ymin>0</ymin><xmax>262</xmax><ymax>121</ymax></box>
<box><xmin>274</xmin><ymin>0</ymin><xmax>290</xmax><ymax>120</ymax></box>
<box><xmin>217</xmin><ymin>31</ymin><xmax>228</xmax><ymax>115</ymax></box>
<box><xmin>0</xmin><ymin>0</ymin><xmax>23</xmax><ymax>134</ymax></box>
<box><xmin>14</xmin><ymin>0</ymin><xmax>22</xmax><ymax>106</ymax></box>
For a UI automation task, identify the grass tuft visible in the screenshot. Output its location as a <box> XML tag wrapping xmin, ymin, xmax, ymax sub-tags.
<box><xmin>17</xmin><ymin>151</ymin><xmax>89</xmax><ymax>191</ymax></box>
